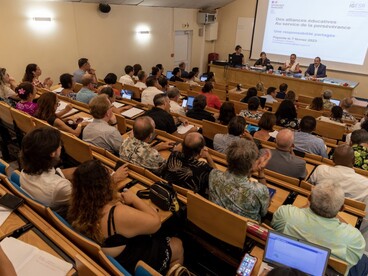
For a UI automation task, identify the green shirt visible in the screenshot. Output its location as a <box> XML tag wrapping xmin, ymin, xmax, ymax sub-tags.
<box><xmin>271</xmin><ymin>205</ymin><xmax>365</xmax><ymax>268</ymax></box>
<box><xmin>352</xmin><ymin>144</ymin><xmax>368</xmax><ymax>170</ymax></box>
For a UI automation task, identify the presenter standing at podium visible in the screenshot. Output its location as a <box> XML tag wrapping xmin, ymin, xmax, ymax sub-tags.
<box><xmin>281</xmin><ymin>54</ymin><xmax>300</xmax><ymax>73</ymax></box>
<box><xmin>305</xmin><ymin>57</ymin><xmax>327</xmax><ymax>78</ymax></box>
<box><xmin>231</xmin><ymin>45</ymin><xmax>244</xmax><ymax>68</ymax></box>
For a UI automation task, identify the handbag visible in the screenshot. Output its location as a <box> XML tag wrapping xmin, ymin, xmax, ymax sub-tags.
<box><xmin>137</xmin><ymin>181</ymin><xmax>180</xmax><ymax>213</ymax></box>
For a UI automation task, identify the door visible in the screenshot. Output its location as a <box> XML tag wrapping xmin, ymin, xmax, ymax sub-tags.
<box><xmin>174</xmin><ymin>30</ymin><xmax>192</xmax><ymax>70</ymax></box>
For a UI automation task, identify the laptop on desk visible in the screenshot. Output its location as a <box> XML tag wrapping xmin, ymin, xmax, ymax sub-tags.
<box><xmin>259</xmin><ymin>230</ymin><xmax>331</xmax><ymax>276</ymax></box>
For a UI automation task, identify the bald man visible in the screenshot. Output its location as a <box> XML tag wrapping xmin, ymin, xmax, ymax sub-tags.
<box><xmin>265</xmin><ymin>129</ymin><xmax>307</xmax><ymax>179</ymax></box>
<box><xmin>309</xmin><ymin>144</ymin><xmax>368</xmax><ymax>209</ymax></box>
<box><xmin>164</xmin><ymin>132</ymin><xmax>216</xmax><ymax>196</ymax></box>
<box><xmin>119</xmin><ymin>116</ymin><xmax>174</xmax><ymax>175</ymax></box>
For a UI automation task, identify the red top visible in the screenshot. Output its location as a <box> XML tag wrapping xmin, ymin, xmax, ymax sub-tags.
<box><xmin>200</xmin><ymin>92</ymin><xmax>222</xmax><ymax>110</ymax></box>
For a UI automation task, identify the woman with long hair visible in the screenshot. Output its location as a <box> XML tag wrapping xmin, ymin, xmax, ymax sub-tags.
<box><xmin>275</xmin><ymin>100</ymin><xmax>299</xmax><ymax>129</ymax></box>
<box><xmin>68</xmin><ymin>160</ymin><xmax>183</xmax><ymax>274</ymax></box>
<box><xmin>22</xmin><ymin>63</ymin><xmax>53</xmax><ymax>89</ymax></box>
<box><xmin>35</xmin><ymin>92</ymin><xmax>85</xmax><ymax>136</ymax></box>
<box><xmin>0</xmin><ymin>68</ymin><xmax>18</xmax><ymax>104</ymax></box>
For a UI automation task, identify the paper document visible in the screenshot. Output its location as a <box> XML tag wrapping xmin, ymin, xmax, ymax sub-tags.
<box><xmin>112</xmin><ymin>102</ymin><xmax>125</xmax><ymax>108</ymax></box>
<box><xmin>0</xmin><ymin>206</ymin><xmax>12</xmax><ymax>226</ymax></box>
<box><xmin>1</xmin><ymin>237</ymin><xmax>73</xmax><ymax>276</ymax></box>
<box><xmin>177</xmin><ymin>124</ymin><xmax>194</xmax><ymax>134</ymax></box>
<box><xmin>52</xmin><ymin>87</ymin><xmax>63</xmax><ymax>93</ymax></box>
<box><xmin>82</xmin><ymin>117</ymin><xmax>94</xmax><ymax>123</ymax></box>
<box><xmin>121</xmin><ymin>107</ymin><xmax>144</xmax><ymax>119</ymax></box>
<box><xmin>56</xmin><ymin>101</ymin><xmax>79</xmax><ymax>118</ymax></box>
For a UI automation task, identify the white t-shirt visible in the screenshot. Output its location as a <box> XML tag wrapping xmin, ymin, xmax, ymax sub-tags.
<box><xmin>285</xmin><ymin>60</ymin><xmax>299</xmax><ymax>72</ymax></box>
<box><xmin>0</xmin><ymin>85</ymin><xmax>16</xmax><ymax>99</ymax></box>
<box><xmin>134</xmin><ymin>81</ymin><xmax>147</xmax><ymax>90</ymax></box>
<box><xmin>119</xmin><ymin>74</ymin><xmax>134</xmax><ymax>86</ymax></box>
<box><xmin>20</xmin><ymin>168</ymin><xmax>72</xmax><ymax>212</ymax></box>
<box><xmin>141</xmin><ymin>86</ymin><xmax>163</xmax><ymax>106</ymax></box>
<box><xmin>169</xmin><ymin>100</ymin><xmax>185</xmax><ymax>116</ymax></box>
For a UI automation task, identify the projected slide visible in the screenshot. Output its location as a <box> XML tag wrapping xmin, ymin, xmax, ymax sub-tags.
<box><xmin>262</xmin><ymin>0</ymin><xmax>368</xmax><ymax>65</ymax></box>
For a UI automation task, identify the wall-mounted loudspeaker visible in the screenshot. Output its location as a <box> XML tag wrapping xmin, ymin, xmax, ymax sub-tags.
<box><xmin>98</xmin><ymin>3</ymin><xmax>111</xmax><ymax>13</ymax></box>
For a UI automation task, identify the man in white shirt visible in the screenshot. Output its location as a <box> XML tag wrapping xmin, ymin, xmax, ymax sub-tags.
<box><xmin>134</xmin><ymin>70</ymin><xmax>147</xmax><ymax>90</ymax></box>
<box><xmin>141</xmin><ymin>76</ymin><xmax>163</xmax><ymax>106</ymax></box>
<box><xmin>309</xmin><ymin>144</ymin><xmax>368</xmax><ymax>210</ymax></box>
<box><xmin>261</xmin><ymin>87</ymin><xmax>278</xmax><ymax>104</ymax></box>
<box><xmin>167</xmin><ymin>87</ymin><xmax>185</xmax><ymax>116</ymax></box>
<box><xmin>119</xmin><ymin>65</ymin><xmax>134</xmax><ymax>85</ymax></box>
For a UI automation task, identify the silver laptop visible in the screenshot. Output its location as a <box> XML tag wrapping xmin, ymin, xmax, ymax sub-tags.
<box><xmin>330</xmin><ymin>99</ymin><xmax>340</xmax><ymax>106</ymax></box>
<box><xmin>259</xmin><ymin>230</ymin><xmax>331</xmax><ymax>276</ymax></box>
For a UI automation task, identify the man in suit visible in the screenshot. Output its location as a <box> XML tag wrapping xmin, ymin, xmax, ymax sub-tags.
<box><xmin>305</xmin><ymin>57</ymin><xmax>327</xmax><ymax>78</ymax></box>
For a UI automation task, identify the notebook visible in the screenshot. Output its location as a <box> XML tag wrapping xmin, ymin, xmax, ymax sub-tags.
<box><xmin>56</xmin><ymin>101</ymin><xmax>79</xmax><ymax>118</ymax></box>
<box><xmin>259</xmin><ymin>230</ymin><xmax>331</xmax><ymax>276</ymax></box>
<box><xmin>112</xmin><ymin>102</ymin><xmax>125</xmax><ymax>108</ymax></box>
<box><xmin>121</xmin><ymin>107</ymin><xmax>144</xmax><ymax>119</ymax></box>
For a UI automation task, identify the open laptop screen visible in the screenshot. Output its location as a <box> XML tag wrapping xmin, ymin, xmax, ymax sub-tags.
<box><xmin>330</xmin><ymin>99</ymin><xmax>340</xmax><ymax>106</ymax></box>
<box><xmin>187</xmin><ymin>96</ymin><xmax>195</xmax><ymax>109</ymax></box>
<box><xmin>166</xmin><ymin>71</ymin><xmax>173</xmax><ymax>79</ymax></box>
<box><xmin>121</xmin><ymin>90</ymin><xmax>133</xmax><ymax>100</ymax></box>
<box><xmin>264</xmin><ymin>230</ymin><xmax>330</xmax><ymax>276</ymax></box>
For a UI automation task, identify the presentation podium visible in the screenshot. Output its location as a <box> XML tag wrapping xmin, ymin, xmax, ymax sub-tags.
<box><xmin>209</xmin><ymin>65</ymin><xmax>358</xmax><ymax>100</ymax></box>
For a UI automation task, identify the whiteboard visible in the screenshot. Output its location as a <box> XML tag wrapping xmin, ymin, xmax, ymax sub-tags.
<box><xmin>235</xmin><ymin>17</ymin><xmax>254</xmax><ymax>51</ymax></box>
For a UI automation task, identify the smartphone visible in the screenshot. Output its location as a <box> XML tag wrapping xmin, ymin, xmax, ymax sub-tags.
<box><xmin>236</xmin><ymin>253</ymin><xmax>257</xmax><ymax>276</ymax></box>
<box><xmin>0</xmin><ymin>193</ymin><xmax>24</xmax><ymax>211</ymax></box>
<box><xmin>182</xmin><ymin>99</ymin><xmax>188</xmax><ymax>108</ymax></box>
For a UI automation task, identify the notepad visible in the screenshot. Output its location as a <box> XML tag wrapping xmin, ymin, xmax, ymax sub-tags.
<box><xmin>0</xmin><ymin>206</ymin><xmax>12</xmax><ymax>226</ymax></box>
<box><xmin>52</xmin><ymin>87</ymin><xmax>63</xmax><ymax>93</ymax></box>
<box><xmin>177</xmin><ymin>124</ymin><xmax>194</xmax><ymax>134</ymax></box>
<box><xmin>56</xmin><ymin>101</ymin><xmax>79</xmax><ymax>118</ymax></box>
<box><xmin>121</xmin><ymin>107</ymin><xmax>144</xmax><ymax>119</ymax></box>
<box><xmin>112</xmin><ymin>102</ymin><xmax>125</xmax><ymax>108</ymax></box>
<box><xmin>1</xmin><ymin>237</ymin><xmax>73</xmax><ymax>276</ymax></box>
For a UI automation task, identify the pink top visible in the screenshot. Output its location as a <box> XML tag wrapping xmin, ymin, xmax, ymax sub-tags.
<box><xmin>200</xmin><ymin>92</ymin><xmax>222</xmax><ymax>110</ymax></box>
<box><xmin>16</xmin><ymin>101</ymin><xmax>38</xmax><ymax>116</ymax></box>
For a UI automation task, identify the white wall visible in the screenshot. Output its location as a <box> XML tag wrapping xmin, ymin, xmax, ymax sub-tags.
<box><xmin>215</xmin><ymin>0</ymin><xmax>368</xmax><ymax>99</ymax></box>
<box><xmin>0</xmin><ymin>1</ymin><xmax>207</xmax><ymax>84</ymax></box>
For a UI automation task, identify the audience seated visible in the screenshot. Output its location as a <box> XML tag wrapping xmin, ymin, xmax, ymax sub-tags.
<box><xmin>0</xmin><ymin>67</ymin><xmax>17</xmax><ymax>104</ymax></box>
<box><xmin>341</xmin><ymin>97</ymin><xmax>356</xmax><ymax>122</ymax></box>
<box><xmin>252</xmin><ymin>112</ymin><xmax>277</xmax><ymax>142</ymax></box>
<box><xmin>239</xmin><ymin>96</ymin><xmax>263</xmax><ymax>120</ymax></box>
<box><xmin>134</xmin><ymin>70</ymin><xmax>147</xmax><ymax>90</ymax></box>
<box><xmin>179</xmin><ymin>62</ymin><xmax>189</xmax><ymax>78</ymax></box>
<box><xmin>284</xmin><ymin>90</ymin><xmax>297</xmax><ymax>105</ymax></box>
<box><xmin>169</xmin><ymin>67</ymin><xmax>184</xmax><ymax>82</ymax></box>
<box><xmin>322</xmin><ymin>90</ymin><xmax>336</xmax><ymax>110</ymax></box>
<box><xmin>271</xmin><ymin>181</ymin><xmax>366</xmax><ymax>271</ymax></box>
<box><xmin>23</xmin><ymin>63</ymin><xmax>53</xmax><ymax>89</ymax></box>
<box><xmin>100</xmin><ymin>86</ymin><xmax>131</xmax><ymax>114</ymax></box>
<box><xmin>15</xmin><ymin>82</ymin><xmax>38</xmax><ymax>116</ymax></box>
<box><xmin>151</xmin><ymin>66</ymin><xmax>161</xmax><ymax>80</ymax></box>
<box><xmin>102</xmin><ymin>73</ymin><xmax>120</xmax><ymax>97</ymax></box>
<box><xmin>73</xmin><ymin>58</ymin><xmax>96</xmax><ymax>84</ymax></box>
<box><xmin>35</xmin><ymin>92</ymin><xmax>86</xmax><ymax>137</ymax></box>
<box><xmin>309</xmin><ymin>144</ymin><xmax>368</xmax><ymax>207</ymax></box>
<box><xmin>82</xmin><ymin>95</ymin><xmax>122</xmax><ymax>155</ymax></box>
<box><xmin>218</xmin><ymin>101</ymin><xmax>236</xmax><ymax>125</ymax></box>
<box><xmin>132</xmin><ymin>63</ymin><xmax>142</xmax><ymax>81</ymax></box>
<box><xmin>275</xmin><ymin>100</ymin><xmax>299</xmax><ymax>129</ymax></box>
<box><xmin>294</xmin><ymin>116</ymin><xmax>328</xmax><ymax>157</ymax></box>
<box><xmin>276</xmin><ymin>83</ymin><xmax>287</xmax><ymax>99</ymax></box>
<box><xmin>350</xmin><ymin>128</ymin><xmax>368</xmax><ymax>171</ymax></box>
<box><xmin>191</xmin><ymin>67</ymin><xmax>200</xmax><ymax>82</ymax></box>
<box><xmin>200</xmin><ymin>82</ymin><xmax>221</xmax><ymax>110</ymax></box>
<box><xmin>59</xmin><ymin>73</ymin><xmax>77</xmax><ymax>99</ymax></box>
<box><xmin>306</xmin><ymin>96</ymin><xmax>323</xmax><ymax>111</ymax></box>
<box><xmin>186</xmin><ymin>94</ymin><xmax>215</xmax><ymax>122</ymax></box>
<box><xmin>261</xmin><ymin>87</ymin><xmax>277</xmax><ymax>104</ymax></box>
<box><xmin>141</xmin><ymin>76</ymin><xmax>163</xmax><ymax>106</ymax></box>
<box><xmin>156</xmin><ymin>64</ymin><xmax>164</xmax><ymax>77</ymax></box>
<box><xmin>167</xmin><ymin>87</ymin><xmax>185</xmax><ymax>116</ymax></box>
<box><xmin>348</xmin><ymin>119</ymin><xmax>368</xmax><ymax>144</ymax></box>
<box><xmin>75</xmin><ymin>74</ymin><xmax>97</xmax><ymax>104</ymax></box>
<box><xmin>266</xmin><ymin>129</ymin><xmax>307</xmax><ymax>179</ymax></box>
<box><xmin>317</xmin><ymin>106</ymin><xmax>345</xmax><ymax>126</ymax></box>
<box><xmin>158</xmin><ymin>75</ymin><xmax>168</xmax><ymax>92</ymax></box>
<box><xmin>209</xmin><ymin>139</ymin><xmax>271</xmax><ymax>222</ymax></box>
<box><xmin>206</xmin><ymin>72</ymin><xmax>216</xmax><ymax>83</ymax></box>
<box><xmin>214</xmin><ymin>116</ymin><xmax>247</xmax><ymax>154</ymax></box>
<box><xmin>68</xmin><ymin>160</ymin><xmax>183</xmax><ymax>274</ymax></box>
<box><xmin>20</xmin><ymin>127</ymin><xmax>73</xmax><ymax>214</ymax></box>
<box><xmin>164</xmin><ymin>132</ymin><xmax>216</xmax><ymax>195</ymax></box>
<box><xmin>241</xmin><ymin>87</ymin><xmax>257</xmax><ymax>103</ymax></box>
<box><xmin>186</xmin><ymin>71</ymin><xmax>200</xmax><ymax>87</ymax></box>
<box><xmin>119</xmin><ymin>65</ymin><xmax>134</xmax><ymax>85</ymax></box>
<box><xmin>119</xmin><ymin>116</ymin><xmax>173</xmax><ymax>175</ymax></box>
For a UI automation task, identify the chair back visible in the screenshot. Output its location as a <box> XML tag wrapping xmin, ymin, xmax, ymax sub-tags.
<box><xmin>74</xmin><ymin>83</ymin><xmax>83</xmax><ymax>92</ymax></box>
<box><xmin>123</xmin><ymin>84</ymin><xmax>141</xmax><ymax>100</ymax></box>
<box><xmin>60</xmin><ymin>131</ymin><xmax>93</xmax><ymax>163</ymax></box>
<box><xmin>191</xmin><ymin>85</ymin><xmax>203</xmax><ymax>92</ymax></box>
<box><xmin>297</xmin><ymin>108</ymin><xmax>323</xmax><ymax>119</ymax></box>
<box><xmin>0</xmin><ymin>101</ymin><xmax>14</xmax><ymax>126</ymax></box>
<box><xmin>315</xmin><ymin>120</ymin><xmax>345</xmax><ymax>140</ymax></box>
<box><xmin>187</xmin><ymin>90</ymin><xmax>200</xmax><ymax>98</ymax></box>
<box><xmin>74</xmin><ymin>254</ymin><xmax>109</xmax><ymax>276</ymax></box>
<box><xmin>229</xmin><ymin>100</ymin><xmax>248</xmax><ymax>115</ymax></box>
<box><xmin>272</xmin><ymin>101</ymin><xmax>281</xmax><ymax>112</ymax></box>
<box><xmin>33</xmin><ymin>117</ymin><xmax>52</xmax><ymax>129</ymax></box>
<box><xmin>0</xmin><ymin>159</ymin><xmax>9</xmax><ymax>176</ymax></box>
<box><xmin>212</xmin><ymin>88</ymin><xmax>227</xmax><ymax>101</ymax></box>
<box><xmin>328</xmin><ymin>257</ymin><xmax>348</xmax><ymax>275</ymax></box>
<box><xmin>173</xmin><ymin>82</ymin><xmax>190</xmax><ymax>91</ymax></box>
<box><xmin>298</xmin><ymin>95</ymin><xmax>314</xmax><ymax>104</ymax></box>
<box><xmin>228</xmin><ymin>92</ymin><xmax>244</xmax><ymax>102</ymax></box>
<box><xmin>10</xmin><ymin>108</ymin><xmax>35</xmax><ymax>134</ymax></box>
<box><xmin>115</xmin><ymin>114</ymin><xmax>127</xmax><ymax>134</ymax></box>
<box><xmin>202</xmin><ymin>120</ymin><xmax>227</xmax><ymax>140</ymax></box>
<box><xmin>187</xmin><ymin>191</ymin><xmax>248</xmax><ymax>249</ymax></box>
<box><xmin>135</xmin><ymin>260</ymin><xmax>162</xmax><ymax>276</ymax></box>
<box><xmin>112</xmin><ymin>82</ymin><xmax>123</xmax><ymax>91</ymax></box>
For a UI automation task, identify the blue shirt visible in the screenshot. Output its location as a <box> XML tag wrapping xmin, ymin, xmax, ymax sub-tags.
<box><xmin>294</xmin><ymin>131</ymin><xmax>328</xmax><ymax>158</ymax></box>
<box><xmin>76</xmin><ymin>87</ymin><xmax>96</xmax><ymax>104</ymax></box>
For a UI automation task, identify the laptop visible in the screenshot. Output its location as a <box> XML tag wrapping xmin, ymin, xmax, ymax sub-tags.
<box><xmin>260</xmin><ymin>230</ymin><xmax>331</xmax><ymax>276</ymax></box>
<box><xmin>166</xmin><ymin>71</ymin><xmax>173</xmax><ymax>79</ymax></box>
<box><xmin>330</xmin><ymin>98</ymin><xmax>340</xmax><ymax>106</ymax></box>
<box><xmin>186</xmin><ymin>96</ymin><xmax>195</xmax><ymax>110</ymax></box>
<box><xmin>200</xmin><ymin>75</ymin><xmax>208</xmax><ymax>82</ymax></box>
<box><xmin>121</xmin><ymin>89</ymin><xmax>133</xmax><ymax>100</ymax></box>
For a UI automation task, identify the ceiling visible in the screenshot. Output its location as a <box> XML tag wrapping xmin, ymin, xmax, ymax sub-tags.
<box><xmin>59</xmin><ymin>0</ymin><xmax>235</xmax><ymax>10</ymax></box>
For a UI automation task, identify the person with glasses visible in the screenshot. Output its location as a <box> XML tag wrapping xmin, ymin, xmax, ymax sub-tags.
<box><xmin>73</xmin><ymin>58</ymin><xmax>97</xmax><ymax>84</ymax></box>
